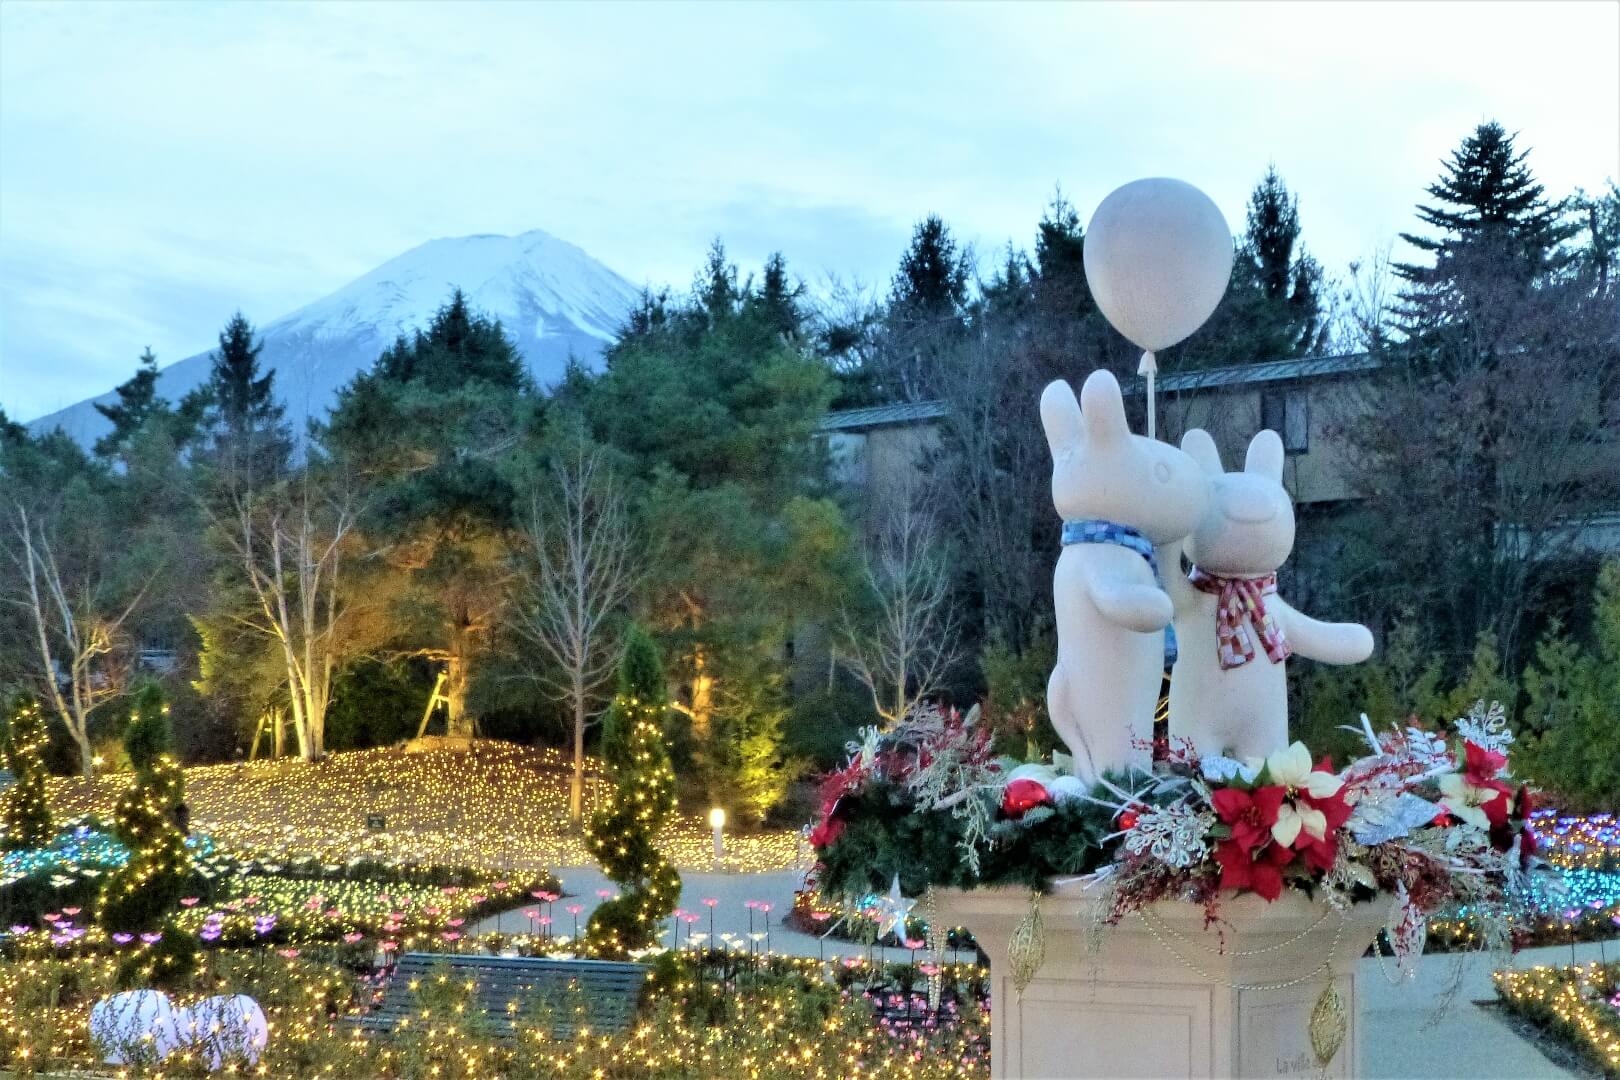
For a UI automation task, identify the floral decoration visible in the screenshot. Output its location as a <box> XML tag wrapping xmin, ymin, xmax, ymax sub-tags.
<box><xmin>808</xmin><ymin>700</ymin><xmax>1541</xmax><ymax>956</ymax></box>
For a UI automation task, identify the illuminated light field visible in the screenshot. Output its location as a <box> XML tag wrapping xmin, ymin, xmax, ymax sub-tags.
<box><xmin>0</xmin><ymin>946</ymin><xmax>990</xmax><ymax>1078</ymax></box>
<box><xmin>1493</xmin><ymin>961</ymin><xmax>1620</xmax><ymax>1075</ymax></box>
<box><xmin>1529</xmin><ymin>810</ymin><xmax>1620</xmax><ymax>872</ymax></box>
<box><xmin>45</xmin><ymin>743</ymin><xmax>805</xmax><ymax>875</ymax></box>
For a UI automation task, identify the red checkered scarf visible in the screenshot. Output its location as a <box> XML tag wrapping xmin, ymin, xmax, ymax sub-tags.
<box><xmin>1187</xmin><ymin>567</ymin><xmax>1292</xmax><ymax>669</ymax></box>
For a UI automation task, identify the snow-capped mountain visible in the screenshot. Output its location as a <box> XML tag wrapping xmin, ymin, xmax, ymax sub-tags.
<box><xmin>28</xmin><ymin>229</ymin><xmax>641</xmax><ymax>445</ymax></box>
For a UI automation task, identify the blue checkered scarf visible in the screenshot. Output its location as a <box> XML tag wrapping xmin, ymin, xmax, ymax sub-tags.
<box><xmin>1060</xmin><ymin>519</ymin><xmax>1178</xmax><ymax>669</ymax></box>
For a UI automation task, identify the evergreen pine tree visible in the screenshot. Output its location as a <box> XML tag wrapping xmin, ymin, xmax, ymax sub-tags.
<box><xmin>0</xmin><ymin>408</ymin><xmax>25</xmax><ymax>445</ymax></box>
<box><xmin>890</xmin><ymin>214</ymin><xmax>971</xmax><ymax>322</ymax></box>
<box><xmin>100</xmin><ymin>683</ymin><xmax>193</xmax><ymax>942</ymax></box>
<box><xmin>93</xmin><ymin>348</ymin><xmax>167</xmax><ymax>459</ymax></box>
<box><xmin>1</xmin><ymin>695</ymin><xmax>53</xmax><ymax>850</ymax></box>
<box><xmin>201</xmin><ymin>312</ymin><xmax>291</xmax><ymax>485</ymax></box>
<box><xmin>583</xmin><ymin>625</ymin><xmax>681</xmax><ymax>957</ymax></box>
<box><xmin>882</xmin><ymin>214</ymin><xmax>973</xmax><ymax>399</ymax></box>
<box><xmin>321</xmin><ymin>289</ymin><xmax>533</xmax><ymax>737</ymax></box>
<box><xmin>755</xmin><ymin>251</ymin><xmax>804</xmax><ymax>338</ymax></box>
<box><xmin>1031</xmin><ymin>190</ymin><xmax>1093</xmax><ymax>323</ymax></box>
<box><xmin>1244</xmin><ymin>166</ymin><xmax>1325</xmax><ymax>355</ymax></box>
<box><xmin>1396</xmin><ymin>122</ymin><xmax>1577</xmax><ymax>291</ymax></box>
<box><xmin>208</xmin><ymin>313</ymin><xmax>279</xmax><ymax>434</ymax></box>
<box><xmin>1174</xmin><ymin>167</ymin><xmax>1325</xmax><ymax>366</ymax></box>
<box><xmin>695</xmin><ymin>239</ymin><xmax>741</xmax><ymax>322</ymax></box>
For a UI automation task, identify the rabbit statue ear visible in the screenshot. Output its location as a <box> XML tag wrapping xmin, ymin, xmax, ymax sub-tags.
<box><xmin>1246</xmin><ymin>429</ymin><xmax>1285</xmax><ymax>481</ymax></box>
<box><xmin>1078</xmin><ymin>369</ymin><xmax>1129</xmax><ymax>444</ymax></box>
<box><xmin>1040</xmin><ymin>380</ymin><xmax>1084</xmax><ymax>457</ymax></box>
<box><xmin>1181</xmin><ymin>429</ymin><xmax>1224</xmax><ymax>475</ymax></box>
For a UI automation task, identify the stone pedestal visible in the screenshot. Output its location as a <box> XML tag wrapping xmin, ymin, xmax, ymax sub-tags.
<box><xmin>935</xmin><ymin>882</ymin><xmax>1387</xmax><ymax>1079</ymax></box>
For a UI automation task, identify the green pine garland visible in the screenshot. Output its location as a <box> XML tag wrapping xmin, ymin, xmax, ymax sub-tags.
<box><xmin>814</xmin><ymin>774</ymin><xmax>1124</xmax><ymax>900</ymax></box>
<box><xmin>584</xmin><ymin>626</ymin><xmax>682</xmax><ymax>958</ymax></box>
<box><xmin>1</xmin><ymin>694</ymin><xmax>53</xmax><ymax>850</ymax></box>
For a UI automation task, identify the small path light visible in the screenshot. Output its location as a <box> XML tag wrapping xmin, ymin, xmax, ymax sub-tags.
<box><xmin>709</xmin><ymin>807</ymin><xmax>726</xmax><ymax>867</ymax></box>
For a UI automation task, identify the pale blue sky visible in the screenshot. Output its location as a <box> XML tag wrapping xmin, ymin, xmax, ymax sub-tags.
<box><xmin>3</xmin><ymin>0</ymin><xmax>1616</xmax><ymax>421</ymax></box>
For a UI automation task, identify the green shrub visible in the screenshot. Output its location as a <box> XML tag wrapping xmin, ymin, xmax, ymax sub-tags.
<box><xmin>785</xmin><ymin>682</ymin><xmax>876</xmax><ymax>769</ymax></box>
<box><xmin>1293</xmin><ymin>618</ymin><xmax>1445</xmax><ymax>762</ymax></box>
<box><xmin>980</xmin><ymin>627</ymin><xmax>1059</xmax><ymax>759</ymax></box>
<box><xmin>1516</xmin><ymin>562</ymin><xmax>1620</xmax><ymax>810</ymax></box>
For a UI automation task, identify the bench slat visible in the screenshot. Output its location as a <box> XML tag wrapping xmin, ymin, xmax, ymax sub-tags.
<box><xmin>352</xmin><ymin>953</ymin><xmax>649</xmax><ymax>1040</ymax></box>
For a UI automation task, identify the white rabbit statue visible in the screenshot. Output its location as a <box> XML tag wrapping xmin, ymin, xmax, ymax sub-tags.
<box><xmin>1042</xmin><ymin>369</ymin><xmax>1209</xmax><ymax>783</ymax></box>
<box><xmin>1162</xmin><ymin>428</ymin><xmax>1374</xmax><ymax>761</ymax></box>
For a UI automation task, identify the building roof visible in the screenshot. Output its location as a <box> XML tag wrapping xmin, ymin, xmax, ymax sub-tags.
<box><xmin>1150</xmin><ymin>352</ymin><xmax>1381</xmax><ymax>393</ymax></box>
<box><xmin>818</xmin><ymin>353</ymin><xmax>1381</xmax><ymax>431</ymax></box>
<box><xmin>819</xmin><ymin>399</ymin><xmax>949</xmax><ymax>432</ymax></box>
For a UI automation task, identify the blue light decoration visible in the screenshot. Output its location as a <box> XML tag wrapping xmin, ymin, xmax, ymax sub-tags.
<box><xmin>1</xmin><ymin>816</ymin><xmax>214</xmax><ymax>891</ymax></box>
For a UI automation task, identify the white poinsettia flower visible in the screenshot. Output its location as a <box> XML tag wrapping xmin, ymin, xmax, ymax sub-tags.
<box><xmin>1264</xmin><ymin>741</ymin><xmax>1343</xmax><ymax>797</ymax></box>
<box><xmin>1272</xmin><ymin>801</ymin><xmax>1328</xmax><ymax>847</ymax></box>
<box><xmin>1437</xmin><ymin>773</ymin><xmax>1493</xmax><ymax>831</ymax></box>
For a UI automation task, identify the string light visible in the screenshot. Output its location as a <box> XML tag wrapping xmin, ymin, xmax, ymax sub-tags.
<box><xmin>1494</xmin><ymin>961</ymin><xmax>1620</xmax><ymax>1073</ymax></box>
<box><xmin>44</xmin><ymin>743</ymin><xmax>802</xmax><ymax>875</ymax></box>
<box><xmin>0</xmin><ymin>943</ymin><xmax>992</xmax><ymax>1076</ymax></box>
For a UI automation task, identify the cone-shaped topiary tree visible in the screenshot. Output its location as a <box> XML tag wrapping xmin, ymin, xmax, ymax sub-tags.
<box><xmin>1</xmin><ymin>694</ymin><xmax>53</xmax><ymax>850</ymax></box>
<box><xmin>100</xmin><ymin>683</ymin><xmax>194</xmax><ymax>947</ymax></box>
<box><xmin>584</xmin><ymin>624</ymin><xmax>681</xmax><ymax>957</ymax></box>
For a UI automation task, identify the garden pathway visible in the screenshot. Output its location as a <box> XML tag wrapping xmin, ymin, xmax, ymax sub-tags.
<box><xmin>470</xmin><ymin>866</ymin><xmax>924</xmax><ymax>962</ymax></box>
<box><xmin>476</xmin><ymin>868</ymin><xmax>1600</xmax><ymax>1077</ymax></box>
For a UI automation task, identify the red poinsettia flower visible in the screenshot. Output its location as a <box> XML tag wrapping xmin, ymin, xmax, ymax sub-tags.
<box><xmin>1482</xmin><ymin>790</ymin><xmax>1511</xmax><ymax>828</ymax></box>
<box><xmin>1000</xmin><ymin>778</ymin><xmax>1051</xmax><ymax>818</ymax></box>
<box><xmin>1210</xmin><ymin>785</ymin><xmax>1286</xmax><ymax>853</ymax></box>
<box><xmin>1487</xmin><ymin>785</ymin><xmax>1539</xmax><ymax>860</ymax></box>
<box><xmin>1214</xmin><ymin>837</ymin><xmax>1295</xmax><ymax>901</ymax></box>
<box><xmin>808</xmin><ymin>814</ymin><xmax>845</xmax><ymax>849</ymax></box>
<box><xmin>1461</xmin><ymin>741</ymin><xmax>1508</xmax><ymax>786</ymax></box>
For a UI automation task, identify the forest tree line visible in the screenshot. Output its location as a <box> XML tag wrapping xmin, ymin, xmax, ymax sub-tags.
<box><xmin>2</xmin><ymin>121</ymin><xmax>1616</xmax><ymax>815</ymax></box>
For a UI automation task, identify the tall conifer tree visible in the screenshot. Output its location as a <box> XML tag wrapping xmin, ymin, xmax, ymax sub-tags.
<box><xmin>322</xmin><ymin>290</ymin><xmax>534</xmax><ymax>737</ymax></box>
<box><xmin>94</xmin><ymin>348</ymin><xmax>166</xmax><ymax>460</ymax></box>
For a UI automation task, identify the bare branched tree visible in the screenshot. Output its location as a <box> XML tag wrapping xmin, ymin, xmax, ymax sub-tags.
<box><xmin>214</xmin><ymin>473</ymin><xmax>356</xmax><ymax>762</ymax></box>
<box><xmin>511</xmin><ymin>434</ymin><xmax>638</xmax><ymax>824</ymax></box>
<box><xmin>4</xmin><ymin>503</ymin><xmax>150</xmax><ymax>776</ymax></box>
<box><xmin>1337</xmin><ymin>242</ymin><xmax>1396</xmax><ymax>353</ymax></box>
<box><xmin>1336</xmin><ymin>236</ymin><xmax>1620</xmax><ymax>669</ymax></box>
<box><xmin>839</xmin><ymin>483</ymin><xmax>962</xmax><ymax>725</ymax></box>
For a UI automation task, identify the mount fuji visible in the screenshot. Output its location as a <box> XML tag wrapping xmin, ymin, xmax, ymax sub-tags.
<box><xmin>27</xmin><ymin>229</ymin><xmax>642</xmax><ymax>445</ymax></box>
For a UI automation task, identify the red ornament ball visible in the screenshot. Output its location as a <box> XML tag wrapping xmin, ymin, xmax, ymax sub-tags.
<box><xmin>1001</xmin><ymin>778</ymin><xmax>1051</xmax><ymax>818</ymax></box>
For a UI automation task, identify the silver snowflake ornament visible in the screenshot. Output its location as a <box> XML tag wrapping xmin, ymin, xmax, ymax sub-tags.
<box><xmin>1455</xmin><ymin>699</ymin><xmax>1514</xmax><ymax>753</ymax></box>
<box><xmin>1123</xmin><ymin>804</ymin><xmax>1214</xmax><ymax>869</ymax></box>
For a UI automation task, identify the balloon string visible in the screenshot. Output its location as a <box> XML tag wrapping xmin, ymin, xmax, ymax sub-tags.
<box><xmin>1138</xmin><ymin>350</ymin><xmax>1158</xmax><ymax>440</ymax></box>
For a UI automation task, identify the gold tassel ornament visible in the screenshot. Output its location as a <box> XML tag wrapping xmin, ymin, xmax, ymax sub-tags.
<box><xmin>1007</xmin><ymin>891</ymin><xmax>1046</xmax><ymax>997</ymax></box>
<box><xmin>1308</xmin><ymin>972</ymin><xmax>1348</xmax><ymax>1073</ymax></box>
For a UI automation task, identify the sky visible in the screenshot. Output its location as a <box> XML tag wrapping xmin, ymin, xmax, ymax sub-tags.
<box><xmin>2</xmin><ymin>0</ymin><xmax>1617</xmax><ymax>422</ymax></box>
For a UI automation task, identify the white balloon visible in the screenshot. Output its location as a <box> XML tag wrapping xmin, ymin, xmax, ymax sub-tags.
<box><xmin>177</xmin><ymin>994</ymin><xmax>269</xmax><ymax>1069</ymax></box>
<box><xmin>1083</xmin><ymin>178</ymin><xmax>1233</xmax><ymax>352</ymax></box>
<box><xmin>89</xmin><ymin>989</ymin><xmax>181</xmax><ymax>1065</ymax></box>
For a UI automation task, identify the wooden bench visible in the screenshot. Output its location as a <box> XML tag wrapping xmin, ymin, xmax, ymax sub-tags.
<box><xmin>350</xmin><ymin>953</ymin><xmax>650</xmax><ymax>1040</ymax></box>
